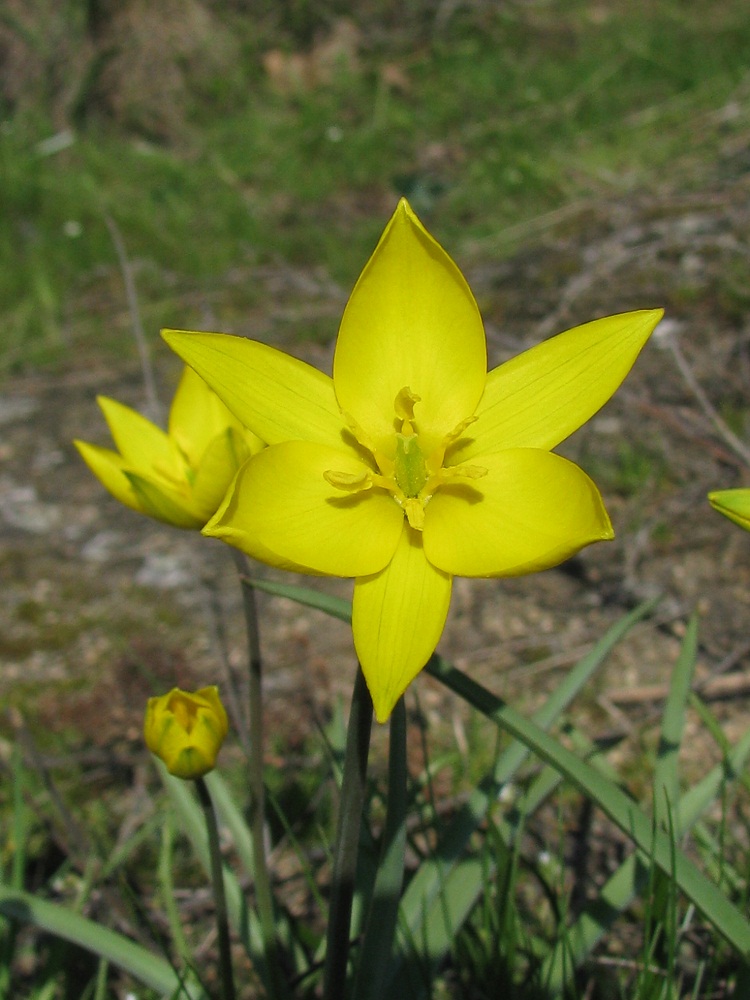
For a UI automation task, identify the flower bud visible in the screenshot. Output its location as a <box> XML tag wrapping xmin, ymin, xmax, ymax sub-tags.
<box><xmin>144</xmin><ymin>686</ymin><xmax>229</xmax><ymax>779</ymax></box>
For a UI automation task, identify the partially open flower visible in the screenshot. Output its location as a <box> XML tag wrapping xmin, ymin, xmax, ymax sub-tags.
<box><xmin>75</xmin><ymin>365</ymin><xmax>263</xmax><ymax>529</ymax></box>
<box><xmin>708</xmin><ymin>488</ymin><xmax>750</xmax><ymax>532</ymax></box>
<box><xmin>144</xmin><ymin>686</ymin><xmax>229</xmax><ymax>779</ymax></box>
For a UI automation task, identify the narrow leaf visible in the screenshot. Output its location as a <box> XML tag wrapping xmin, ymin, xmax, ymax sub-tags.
<box><xmin>427</xmin><ymin>654</ymin><xmax>750</xmax><ymax>958</ymax></box>
<box><xmin>654</xmin><ymin>614</ymin><xmax>698</xmax><ymax>815</ymax></box>
<box><xmin>390</xmin><ymin>599</ymin><xmax>658</xmax><ymax>987</ymax></box>
<box><xmin>0</xmin><ymin>886</ymin><xmax>204</xmax><ymax>998</ymax></box>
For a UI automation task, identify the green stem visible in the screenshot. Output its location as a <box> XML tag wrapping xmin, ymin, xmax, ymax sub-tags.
<box><xmin>323</xmin><ymin>667</ymin><xmax>374</xmax><ymax>1000</ymax></box>
<box><xmin>232</xmin><ymin>551</ymin><xmax>289</xmax><ymax>999</ymax></box>
<box><xmin>196</xmin><ymin>777</ymin><xmax>236</xmax><ymax>1000</ymax></box>
<box><xmin>352</xmin><ymin>697</ymin><xmax>407</xmax><ymax>999</ymax></box>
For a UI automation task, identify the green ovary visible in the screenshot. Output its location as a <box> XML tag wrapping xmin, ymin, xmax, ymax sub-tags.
<box><xmin>394</xmin><ymin>432</ymin><xmax>428</xmax><ymax>499</ymax></box>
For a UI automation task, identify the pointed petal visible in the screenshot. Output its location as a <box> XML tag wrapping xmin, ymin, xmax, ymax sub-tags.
<box><xmin>97</xmin><ymin>396</ymin><xmax>185</xmax><ymax>479</ymax></box>
<box><xmin>74</xmin><ymin>440</ymin><xmax>145</xmax><ymax>514</ymax></box>
<box><xmin>708</xmin><ymin>489</ymin><xmax>750</xmax><ymax>532</ymax></box>
<box><xmin>353</xmin><ymin>524</ymin><xmax>452</xmax><ymax>723</ymax></box>
<box><xmin>191</xmin><ymin>428</ymin><xmax>252</xmax><ymax>520</ymax></box>
<box><xmin>333</xmin><ymin>200</ymin><xmax>486</xmax><ymax>450</ymax></box>
<box><xmin>423</xmin><ymin>449</ymin><xmax>613</xmax><ymax>577</ymax></box>
<box><xmin>169</xmin><ymin>365</ymin><xmax>241</xmax><ymax>462</ymax></box>
<box><xmin>163</xmin><ymin>330</ymin><xmax>345</xmax><ymax>446</ymax></box>
<box><xmin>203</xmin><ymin>442</ymin><xmax>404</xmax><ymax>576</ymax></box>
<box><xmin>127</xmin><ymin>474</ymin><xmax>204</xmax><ymax>529</ymax></box>
<box><xmin>73</xmin><ymin>440</ymin><xmax>202</xmax><ymax>527</ymax></box>
<box><xmin>453</xmin><ymin>310</ymin><xmax>663</xmax><ymax>460</ymax></box>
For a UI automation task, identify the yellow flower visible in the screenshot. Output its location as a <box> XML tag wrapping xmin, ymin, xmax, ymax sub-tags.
<box><xmin>144</xmin><ymin>686</ymin><xmax>229</xmax><ymax>779</ymax></box>
<box><xmin>74</xmin><ymin>365</ymin><xmax>264</xmax><ymax>529</ymax></box>
<box><xmin>163</xmin><ymin>200</ymin><xmax>663</xmax><ymax>722</ymax></box>
<box><xmin>708</xmin><ymin>489</ymin><xmax>750</xmax><ymax>531</ymax></box>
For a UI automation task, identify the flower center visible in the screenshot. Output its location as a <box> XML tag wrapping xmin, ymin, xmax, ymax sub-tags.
<box><xmin>392</xmin><ymin>387</ymin><xmax>428</xmax><ymax>500</ymax></box>
<box><xmin>394</xmin><ymin>431</ymin><xmax>427</xmax><ymax>499</ymax></box>
<box><xmin>168</xmin><ymin>693</ymin><xmax>198</xmax><ymax>733</ymax></box>
<box><xmin>324</xmin><ymin>387</ymin><xmax>487</xmax><ymax>531</ymax></box>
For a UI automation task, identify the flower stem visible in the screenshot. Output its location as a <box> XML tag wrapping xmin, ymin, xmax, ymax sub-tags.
<box><xmin>323</xmin><ymin>666</ymin><xmax>374</xmax><ymax>1000</ymax></box>
<box><xmin>351</xmin><ymin>696</ymin><xmax>407</xmax><ymax>999</ymax></box>
<box><xmin>195</xmin><ymin>777</ymin><xmax>236</xmax><ymax>1000</ymax></box>
<box><xmin>232</xmin><ymin>551</ymin><xmax>289</xmax><ymax>999</ymax></box>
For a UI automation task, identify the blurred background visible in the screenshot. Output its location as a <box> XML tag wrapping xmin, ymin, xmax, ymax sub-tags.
<box><xmin>3</xmin><ymin>0</ymin><xmax>750</xmax><ymax>370</ymax></box>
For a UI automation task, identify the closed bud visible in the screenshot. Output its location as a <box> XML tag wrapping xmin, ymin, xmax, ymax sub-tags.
<box><xmin>144</xmin><ymin>686</ymin><xmax>229</xmax><ymax>779</ymax></box>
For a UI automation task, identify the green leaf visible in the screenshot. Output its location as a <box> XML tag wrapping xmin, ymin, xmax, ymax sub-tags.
<box><xmin>248</xmin><ymin>577</ymin><xmax>352</xmax><ymax>622</ymax></box>
<box><xmin>0</xmin><ymin>886</ymin><xmax>205</xmax><ymax>998</ymax></box>
<box><xmin>204</xmin><ymin>770</ymin><xmax>257</xmax><ymax>884</ymax></box>
<box><xmin>158</xmin><ymin>811</ymin><xmax>194</xmax><ymax>966</ymax></box>
<box><xmin>654</xmin><ymin>614</ymin><xmax>698</xmax><ymax>816</ymax></box>
<box><xmin>388</xmin><ymin>599</ymin><xmax>658</xmax><ymax>991</ymax></box>
<box><xmin>426</xmin><ymin>654</ymin><xmax>750</xmax><ymax>960</ymax></box>
<box><xmin>542</xmin><ymin>628</ymin><xmax>750</xmax><ymax>993</ymax></box>
<box><xmin>157</xmin><ymin>764</ymin><xmax>270</xmax><ymax>985</ymax></box>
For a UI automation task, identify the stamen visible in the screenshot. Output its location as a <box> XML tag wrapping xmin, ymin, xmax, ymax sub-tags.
<box><xmin>446</xmin><ymin>414</ymin><xmax>477</xmax><ymax>444</ymax></box>
<box><xmin>341</xmin><ymin>410</ymin><xmax>377</xmax><ymax>453</ymax></box>
<box><xmin>403</xmin><ymin>498</ymin><xmax>425</xmax><ymax>531</ymax></box>
<box><xmin>423</xmin><ymin>462</ymin><xmax>487</xmax><ymax>497</ymax></box>
<box><xmin>324</xmin><ymin>469</ymin><xmax>373</xmax><ymax>493</ymax></box>
<box><xmin>428</xmin><ymin>415</ymin><xmax>478</xmax><ymax>471</ymax></box>
<box><xmin>442</xmin><ymin>464</ymin><xmax>487</xmax><ymax>481</ymax></box>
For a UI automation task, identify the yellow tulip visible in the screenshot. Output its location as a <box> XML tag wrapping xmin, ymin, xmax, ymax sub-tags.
<box><xmin>163</xmin><ymin>199</ymin><xmax>663</xmax><ymax>722</ymax></box>
<box><xmin>75</xmin><ymin>365</ymin><xmax>263</xmax><ymax>528</ymax></box>
<box><xmin>144</xmin><ymin>686</ymin><xmax>229</xmax><ymax>779</ymax></box>
<box><xmin>708</xmin><ymin>488</ymin><xmax>750</xmax><ymax>532</ymax></box>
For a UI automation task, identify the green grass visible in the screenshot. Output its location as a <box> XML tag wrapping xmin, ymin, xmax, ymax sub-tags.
<box><xmin>2</xmin><ymin>0</ymin><xmax>750</xmax><ymax>372</ymax></box>
<box><xmin>5</xmin><ymin>628</ymin><xmax>750</xmax><ymax>998</ymax></box>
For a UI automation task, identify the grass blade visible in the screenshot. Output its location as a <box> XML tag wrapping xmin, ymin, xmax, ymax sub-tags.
<box><xmin>0</xmin><ymin>886</ymin><xmax>205</xmax><ymax>998</ymax></box>
<box><xmin>655</xmin><ymin>614</ymin><xmax>698</xmax><ymax>816</ymax></box>
<box><xmin>247</xmin><ymin>577</ymin><xmax>352</xmax><ymax>623</ymax></box>
<box><xmin>389</xmin><ymin>599</ymin><xmax>658</xmax><ymax>989</ymax></box>
<box><xmin>427</xmin><ymin>653</ymin><xmax>750</xmax><ymax>959</ymax></box>
<box><xmin>204</xmin><ymin>770</ymin><xmax>257</xmax><ymax>884</ymax></box>
<box><xmin>543</xmin><ymin>719</ymin><xmax>750</xmax><ymax>991</ymax></box>
<box><xmin>157</xmin><ymin>764</ymin><xmax>270</xmax><ymax>985</ymax></box>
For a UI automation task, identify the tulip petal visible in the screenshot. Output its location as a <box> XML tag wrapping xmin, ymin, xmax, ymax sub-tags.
<box><xmin>163</xmin><ymin>330</ymin><xmax>345</xmax><ymax>447</ymax></box>
<box><xmin>190</xmin><ymin>428</ymin><xmax>252</xmax><ymax>522</ymax></box>
<box><xmin>203</xmin><ymin>442</ymin><xmax>404</xmax><ymax>576</ymax></box>
<box><xmin>169</xmin><ymin>365</ymin><xmax>243</xmax><ymax>462</ymax></box>
<box><xmin>423</xmin><ymin>449</ymin><xmax>612</xmax><ymax>577</ymax></box>
<box><xmin>127</xmin><ymin>473</ymin><xmax>204</xmax><ymax>529</ymax></box>
<box><xmin>708</xmin><ymin>488</ymin><xmax>750</xmax><ymax>532</ymax></box>
<box><xmin>353</xmin><ymin>524</ymin><xmax>452</xmax><ymax>723</ymax></box>
<box><xmin>453</xmin><ymin>310</ymin><xmax>663</xmax><ymax>460</ymax></box>
<box><xmin>333</xmin><ymin>200</ymin><xmax>486</xmax><ymax>451</ymax></box>
<box><xmin>74</xmin><ymin>440</ymin><xmax>145</xmax><ymax>513</ymax></box>
<box><xmin>97</xmin><ymin>396</ymin><xmax>184</xmax><ymax>479</ymax></box>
